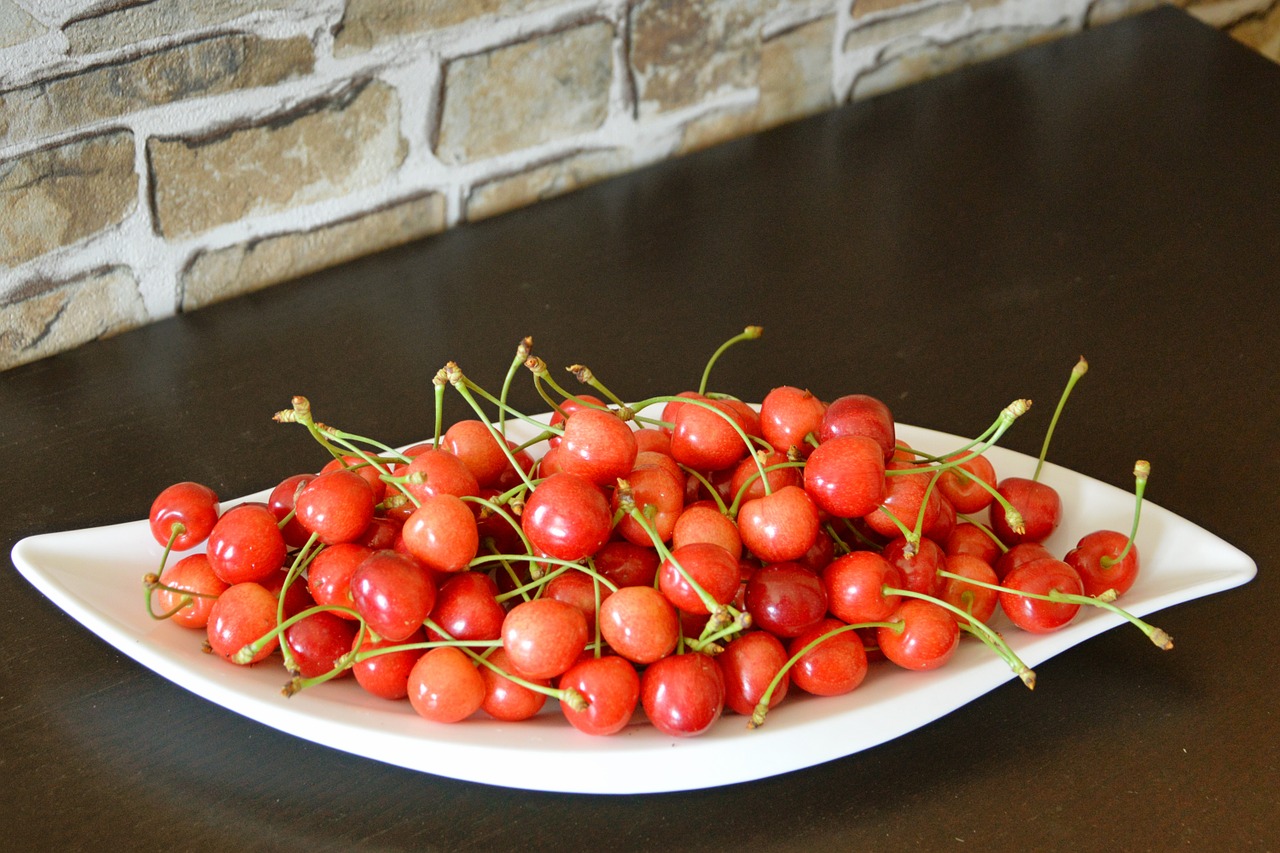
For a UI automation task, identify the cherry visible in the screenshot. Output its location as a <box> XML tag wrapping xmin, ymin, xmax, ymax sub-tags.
<box><xmin>944</xmin><ymin>521</ymin><xmax>1002</xmax><ymax>566</ymax></box>
<box><xmin>350</xmin><ymin>550</ymin><xmax>437</xmax><ymax>643</ymax></box>
<box><xmin>295</xmin><ymin>468</ymin><xmax>376</xmax><ymax>545</ymax></box>
<box><xmin>521</xmin><ymin>472</ymin><xmax>612</xmax><ymax>562</ymax></box>
<box><xmin>443</xmin><ymin>419</ymin><xmax>511</xmax><ymax>488</ymax></box>
<box><xmin>559</xmin><ymin>655</ymin><xmax>640</xmax><ymax>736</ymax></box>
<box><xmin>557</xmin><ymin>407</ymin><xmax>638</xmax><ymax>488</ymax></box>
<box><xmin>593</xmin><ymin>540</ymin><xmax>661</xmax><ymax>588</ymax></box>
<box><xmin>548</xmin><ymin>393</ymin><xmax>607</xmax><ymax>445</ymax></box>
<box><xmin>822</xmin><ymin>550</ymin><xmax>904</xmax><ymax>624</ymax></box>
<box><xmin>803</xmin><ymin>435</ymin><xmax>885</xmax><ymax>518</ymax></box>
<box><xmin>352</xmin><ymin>628</ymin><xmax>425</xmax><ymax>700</ymax></box>
<box><xmin>598</xmin><ymin>585</ymin><xmax>679</xmax><ymax>664</ymax></box>
<box><xmin>990</xmin><ymin>477</ymin><xmax>1062</xmax><ymax>546</ymax></box>
<box><xmin>543</xmin><ymin>569</ymin><xmax>611</xmax><ymax>624</ymax></box>
<box><xmin>743</xmin><ymin>562</ymin><xmax>828</xmax><ymax>638</ymax></box>
<box><xmin>400</xmin><ymin>493</ymin><xmax>479</xmax><ymax>574</ymax></box>
<box><xmin>759</xmin><ymin>385</ymin><xmax>826</xmax><ymax>456</ymax></box>
<box><xmin>737</xmin><ymin>485</ymin><xmax>820</xmax><ymax>563</ymax></box>
<box><xmin>669</xmin><ymin>397</ymin><xmax>749</xmax><ymax>471</ymax></box>
<box><xmin>938</xmin><ymin>553</ymin><xmax>1000</xmax><ymax>626</ymax></box>
<box><xmin>306</xmin><ymin>542</ymin><xmax>372</xmax><ymax>618</ymax></box>
<box><xmin>1066</xmin><ymin>529</ymin><xmax>1140</xmax><ymax>599</ymax></box>
<box><xmin>426</xmin><ymin>571</ymin><xmax>505</xmax><ymax>642</ymax></box>
<box><xmin>881</xmin><ymin>535</ymin><xmax>946</xmax><ymax>597</ymax></box>
<box><xmin>658</xmin><ymin>542</ymin><xmax>740</xmax><ymax>615</ymax></box>
<box><xmin>149</xmin><ymin>481</ymin><xmax>220</xmax><ymax>551</ymax></box>
<box><xmin>633</xmin><ymin>427</ymin><xmax>672</xmax><ymax>455</ymax></box>
<box><xmin>717</xmin><ymin>630</ymin><xmax>790</xmax><ymax>716</ymax></box>
<box><xmin>319</xmin><ymin>455</ymin><xmax>388</xmax><ymax>504</ymax></box>
<box><xmin>994</xmin><ymin>541</ymin><xmax>1054</xmax><ymax>581</ymax></box>
<box><xmin>501</xmin><ymin>598</ymin><xmax>588</xmax><ymax>679</ymax></box>
<box><xmin>1000</xmin><ymin>557</ymin><xmax>1084</xmax><ymax>633</ymax></box>
<box><xmin>863</xmin><ymin>464</ymin><xmax>943</xmax><ymax>541</ymax></box>
<box><xmin>480</xmin><ymin>647</ymin><xmax>548</xmax><ymax>722</ymax></box>
<box><xmin>284</xmin><ymin>609</ymin><xmax>358</xmax><ymax>678</ymax></box>
<box><xmin>672</xmin><ymin>502</ymin><xmax>743</xmax><ymax>561</ymax></box>
<box><xmin>400</xmin><ymin>448</ymin><xmax>480</xmax><ymax>503</ymax></box>
<box><xmin>152</xmin><ymin>553</ymin><xmax>227</xmax><ymax>628</ymax></box>
<box><xmin>612</xmin><ymin>465</ymin><xmax>683</xmax><ymax>546</ymax></box>
<box><xmin>877</xmin><ymin>599</ymin><xmax>960</xmax><ymax>671</ymax></box>
<box><xmin>787</xmin><ymin>617</ymin><xmax>869</xmax><ymax>696</ymax></box>
<box><xmin>640</xmin><ymin>652</ymin><xmax>725</xmax><ymax>737</ymax></box>
<box><xmin>936</xmin><ymin>452</ymin><xmax>997</xmax><ymax>514</ymax></box>
<box><xmin>206</xmin><ymin>581</ymin><xmax>278</xmax><ymax>665</ymax></box>
<box><xmin>818</xmin><ymin>394</ymin><xmax>896</xmax><ymax>461</ymax></box>
<box><xmin>730</xmin><ymin>449</ymin><xmax>801</xmax><ymax>505</ymax></box>
<box><xmin>268</xmin><ymin>473</ymin><xmax>315</xmax><ymax>549</ymax></box>
<box><xmin>407</xmin><ymin>646</ymin><xmax>485</xmax><ymax>723</ymax></box>
<box><xmin>206</xmin><ymin>503</ymin><xmax>288</xmax><ymax>585</ymax></box>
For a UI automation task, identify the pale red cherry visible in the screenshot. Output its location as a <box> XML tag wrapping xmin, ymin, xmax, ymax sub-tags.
<box><xmin>306</xmin><ymin>542</ymin><xmax>373</xmax><ymax>618</ymax></box>
<box><xmin>672</xmin><ymin>501</ymin><xmax>743</xmax><ymax>561</ymax></box>
<box><xmin>939</xmin><ymin>553</ymin><xmax>1000</xmax><ymax>627</ymax></box>
<box><xmin>350</xmin><ymin>550</ymin><xmax>437</xmax><ymax>643</ymax></box>
<box><xmin>400</xmin><ymin>448</ymin><xmax>480</xmax><ymax>503</ymax></box>
<box><xmin>548</xmin><ymin>393</ymin><xmax>607</xmax><ymax>446</ymax></box>
<box><xmin>633</xmin><ymin>428</ymin><xmax>672</xmax><ymax>455</ymax></box>
<box><xmin>640</xmin><ymin>652</ymin><xmax>725</xmax><ymax>737</ymax></box>
<box><xmin>206</xmin><ymin>503</ymin><xmax>288</xmax><ymax>585</ymax></box>
<box><xmin>657</xmin><ymin>542</ymin><xmax>740</xmax><ymax>615</ymax></box>
<box><xmin>787</xmin><ymin>617</ymin><xmax>869</xmax><ymax>696</ymax></box>
<box><xmin>154</xmin><ymin>553</ymin><xmax>228</xmax><ymax>629</ymax></box>
<box><xmin>559</xmin><ymin>655</ymin><xmax>640</xmax><ymax>736</ymax></box>
<box><xmin>206</xmin><ymin>582</ymin><xmax>278</xmax><ymax>665</ymax></box>
<box><xmin>295</xmin><ymin>468</ymin><xmax>376</xmax><ymax>545</ymax></box>
<box><xmin>737</xmin><ymin>485</ymin><xmax>820</xmax><ymax>563</ymax></box>
<box><xmin>804</xmin><ymin>435</ymin><xmax>885</xmax><ymax>518</ymax></box>
<box><xmin>612</xmin><ymin>465</ymin><xmax>683</xmax><ymax>546</ymax></box>
<box><xmin>730</xmin><ymin>450</ymin><xmax>801</xmax><ymax>505</ymax></box>
<box><xmin>598</xmin><ymin>585</ymin><xmax>680</xmax><ymax>664</ymax></box>
<box><xmin>400</xmin><ymin>493</ymin><xmax>479</xmax><ymax>574</ymax></box>
<box><xmin>407</xmin><ymin>646</ymin><xmax>485</xmax><ymax>723</ymax></box>
<box><xmin>937</xmin><ymin>452</ymin><xmax>997</xmax><ymax>514</ymax></box>
<box><xmin>521</xmin><ymin>472</ymin><xmax>611</xmax><ymax>561</ymax></box>
<box><xmin>818</xmin><ymin>394</ymin><xmax>896</xmax><ymax>461</ymax></box>
<box><xmin>717</xmin><ymin>631</ymin><xmax>790</xmax><ymax>716</ymax></box>
<box><xmin>878</xmin><ymin>599</ymin><xmax>960</xmax><ymax>671</ymax></box>
<box><xmin>669</xmin><ymin>396</ymin><xmax>750</xmax><ymax>471</ymax></box>
<box><xmin>557</xmin><ymin>407</ymin><xmax>638</xmax><ymax>488</ymax></box>
<box><xmin>319</xmin><ymin>455</ymin><xmax>388</xmax><ymax>504</ymax></box>
<box><xmin>149</xmin><ymin>481</ymin><xmax>220</xmax><ymax>551</ymax></box>
<box><xmin>759</xmin><ymin>386</ymin><xmax>826</xmax><ymax>456</ymax></box>
<box><xmin>502</xmin><ymin>598</ymin><xmax>589</xmax><ymax>679</ymax></box>
<box><xmin>443</xmin><ymin>419</ymin><xmax>511</xmax><ymax>488</ymax></box>
<box><xmin>945</xmin><ymin>522</ymin><xmax>1002</xmax><ymax>566</ymax></box>
<box><xmin>480</xmin><ymin>647</ymin><xmax>548</xmax><ymax>722</ymax></box>
<box><xmin>631</xmin><ymin>449</ymin><xmax>684</xmax><ymax>488</ymax></box>
<box><xmin>822</xmin><ymin>550</ymin><xmax>904</xmax><ymax>624</ymax></box>
<box><xmin>863</xmin><ymin>464</ymin><xmax>943</xmax><ymax>541</ymax></box>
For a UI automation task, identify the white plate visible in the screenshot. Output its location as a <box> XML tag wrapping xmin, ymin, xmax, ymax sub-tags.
<box><xmin>11</xmin><ymin>420</ymin><xmax>1256</xmax><ymax>794</ymax></box>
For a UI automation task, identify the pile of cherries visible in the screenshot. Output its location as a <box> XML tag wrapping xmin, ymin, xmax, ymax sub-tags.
<box><xmin>143</xmin><ymin>329</ymin><xmax>1166</xmax><ymax>737</ymax></box>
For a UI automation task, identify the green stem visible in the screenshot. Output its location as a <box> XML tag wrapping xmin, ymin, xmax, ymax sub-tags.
<box><xmin>698</xmin><ymin>325</ymin><xmax>763</xmax><ymax>395</ymax></box>
<box><xmin>1034</xmin><ymin>356</ymin><xmax>1087</xmax><ymax>481</ymax></box>
<box><xmin>1101</xmin><ymin>460</ymin><xmax>1149</xmax><ymax>569</ymax></box>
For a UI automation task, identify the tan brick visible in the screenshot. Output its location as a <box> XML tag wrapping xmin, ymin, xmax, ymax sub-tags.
<box><xmin>758</xmin><ymin>14</ymin><xmax>835</xmax><ymax>129</ymax></box>
<box><xmin>1</xmin><ymin>34</ymin><xmax>314</xmax><ymax>149</ymax></box>
<box><xmin>0</xmin><ymin>131</ymin><xmax>137</xmax><ymax>268</ymax></box>
<box><xmin>63</xmin><ymin>0</ymin><xmax>299</xmax><ymax>55</ymax></box>
<box><xmin>1226</xmin><ymin>0</ymin><xmax>1280</xmax><ymax>61</ymax></box>
<box><xmin>465</xmin><ymin>149</ymin><xmax>629</xmax><ymax>221</ymax></box>
<box><xmin>677</xmin><ymin>104</ymin><xmax>760</xmax><ymax>155</ymax></box>
<box><xmin>149</xmin><ymin>80</ymin><xmax>406</xmax><ymax>239</ymax></box>
<box><xmin>180</xmin><ymin>192</ymin><xmax>446</xmax><ymax>310</ymax></box>
<box><xmin>0</xmin><ymin>266</ymin><xmax>147</xmax><ymax>371</ymax></box>
<box><xmin>1086</xmin><ymin>0</ymin><xmax>1165</xmax><ymax>27</ymax></box>
<box><xmin>630</xmin><ymin>0</ymin><xmax>768</xmax><ymax>117</ymax></box>
<box><xmin>851</xmin><ymin>0</ymin><xmax>922</xmax><ymax>18</ymax></box>
<box><xmin>334</xmin><ymin>0</ymin><xmax>565</xmax><ymax>55</ymax></box>
<box><xmin>843</xmin><ymin>0</ymin><xmax>966</xmax><ymax>52</ymax></box>
<box><xmin>1</xmin><ymin>0</ymin><xmax>46</xmax><ymax>50</ymax></box>
<box><xmin>436</xmin><ymin>23</ymin><xmax>614</xmax><ymax>165</ymax></box>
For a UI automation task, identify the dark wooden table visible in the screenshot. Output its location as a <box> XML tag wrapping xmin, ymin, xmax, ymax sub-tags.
<box><xmin>3</xmin><ymin>7</ymin><xmax>1276</xmax><ymax>850</ymax></box>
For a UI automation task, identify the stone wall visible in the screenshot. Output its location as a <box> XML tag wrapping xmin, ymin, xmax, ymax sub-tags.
<box><xmin>2</xmin><ymin>0</ymin><xmax>1276</xmax><ymax>371</ymax></box>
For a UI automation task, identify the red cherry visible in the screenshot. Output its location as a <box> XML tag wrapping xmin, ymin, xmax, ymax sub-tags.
<box><xmin>319</xmin><ymin>455</ymin><xmax>388</xmax><ymax>504</ymax></box>
<box><xmin>944</xmin><ymin>521</ymin><xmax>1002</xmax><ymax>566</ymax></box>
<box><xmin>593</xmin><ymin>540</ymin><xmax>661</xmax><ymax>588</ymax></box>
<box><xmin>990</xmin><ymin>477</ymin><xmax>1063</xmax><ymax>546</ymax></box>
<box><xmin>400</xmin><ymin>493</ymin><xmax>479</xmax><ymax>574</ymax></box>
<box><xmin>669</xmin><ymin>397</ymin><xmax>749</xmax><ymax>471</ymax></box>
<box><xmin>640</xmin><ymin>652</ymin><xmax>725</xmax><ymax>737</ymax></box>
<box><xmin>863</xmin><ymin>464</ymin><xmax>943</xmax><ymax>541</ymax></box>
<box><xmin>206</xmin><ymin>503</ymin><xmax>288</xmax><ymax>585</ymax></box>
<box><xmin>548</xmin><ymin>394</ymin><xmax>607</xmax><ymax>445</ymax></box>
<box><xmin>543</xmin><ymin>569</ymin><xmax>611</xmax><ymax>625</ymax></box>
<box><xmin>557</xmin><ymin>407</ymin><xmax>638</xmax><ymax>488</ymax></box>
<box><xmin>633</xmin><ymin>428</ymin><xmax>671</xmax><ymax>454</ymax></box>
<box><xmin>822</xmin><ymin>550</ymin><xmax>904</xmax><ymax>624</ymax></box>
<box><xmin>352</xmin><ymin>628</ymin><xmax>425</xmax><ymax>700</ymax></box>
<box><xmin>407</xmin><ymin>646</ymin><xmax>485</xmax><ymax>723</ymax></box>
<box><xmin>818</xmin><ymin>394</ymin><xmax>896</xmax><ymax>461</ymax></box>
<box><xmin>598</xmin><ymin>585</ymin><xmax>679</xmax><ymax>664</ymax></box>
<box><xmin>153</xmin><ymin>553</ymin><xmax>227</xmax><ymax>629</ymax></box>
<box><xmin>521</xmin><ymin>472</ymin><xmax>611</xmax><ymax>561</ymax></box>
<box><xmin>350</xmin><ymin>550</ymin><xmax>437</xmax><ymax>643</ymax></box>
<box><xmin>803</xmin><ymin>435</ymin><xmax>885</xmax><ymax>518</ymax></box>
<box><xmin>657</xmin><ymin>542</ymin><xmax>740</xmax><ymax>615</ymax></box>
<box><xmin>1065</xmin><ymin>529</ymin><xmax>1140</xmax><ymax>599</ymax></box>
<box><xmin>880</xmin><ymin>535</ymin><xmax>946</xmax><ymax>598</ymax></box>
<box><xmin>400</xmin><ymin>448</ymin><xmax>479</xmax><ymax>503</ymax></box>
<box><xmin>878</xmin><ymin>599</ymin><xmax>960</xmax><ymax>671</ymax></box>
<box><xmin>672</xmin><ymin>502</ymin><xmax>743</xmax><ymax>561</ymax></box>
<box><xmin>1000</xmin><ymin>557</ymin><xmax>1083</xmax><ymax>633</ymax></box>
<box><xmin>501</xmin><ymin>598</ymin><xmax>588</xmax><ymax>680</ymax></box>
<box><xmin>268</xmin><ymin>473</ymin><xmax>315</xmax><ymax>549</ymax></box>
<box><xmin>743</xmin><ymin>562</ymin><xmax>828</xmax><ymax>638</ymax></box>
<box><xmin>994</xmin><ymin>541</ymin><xmax>1054</xmax><ymax>581</ymax></box>
<box><xmin>559</xmin><ymin>655</ymin><xmax>640</xmax><ymax>736</ymax></box>
<box><xmin>284</xmin><ymin>609</ymin><xmax>358</xmax><ymax>679</ymax></box>
<box><xmin>759</xmin><ymin>386</ymin><xmax>826</xmax><ymax>456</ymax></box>
<box><xmin>306</xmin><ymin>542</ymin><xmax>372</xmax><ymax>618</ymax></box>
<box><xmin>443</xmin><ymin>419</ymin><xmax>511</xmax><ymax>488</ymax></box>
<box><xmin>730</xmin><ymin>450</ymin><xmax>801</xmax><ymax>505</ymax></box>
<box><xmin>937</xmin><ymin>452</ymin><xmax>997</xmax><ymax>514</ymax></box>
<box><xmin>295</xmin><ymin>469</ymin><xmax>376</xmax><ymax>545</ymax></box>
<box><xmin>787</xmin><ymin>617</ymin><xmax>868</xmax><ymax>696</ymax></box>
<box><xmin>612</xmin><ymin>465</ymin><xmax>683</xmax><ymax>546</ymax></box>
<box><xmin>717</xmin><ymin>630</ymin><xmax>790</xmax><ymax>716</ymax></box>
<box><xmin>426</xmin><ymin>571</ymin><xmax>505</xmax><ymax>642</ymax></box>
<box><xmin>149</xmin><ymin>481</ymin><xmax>220</xmax><ymax>551</ymax></box>
<box><xmin>206</xmin><ymin>581</ymin><xmax>278</xmax><ymax>665</ymax></box>
<box><xmin>938</xmin><ymin>553</ymin><xmax>1000</xmax><ymax>627</ymax></box>
<box><xmin>480</xmin><ymin>647</ymin><xmax>547</xmax><ymax>722</ymax></box>
<box><xmin>737</xmin><ymin>485</ymin><xmax>820</xmax><ymax>563</ymax></box>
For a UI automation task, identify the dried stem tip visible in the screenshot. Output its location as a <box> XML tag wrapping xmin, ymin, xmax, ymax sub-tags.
<box><xmin>568</xmin><ymin>364</ymin><xmax>593</xmax><ymax>384</ymax></box>
<box><xmin>743</xmin><ymin>325</ymin><xmax>764</xmax><ymax>339</ymax></box>
<box><xmin>517</xmin><ymin>336</ymin><xmax>533</xmax><ymax>359</ymax></box>
<box><xmin>1135</xmin><ymin>459</ymin><xmax>1151</xmax><ymax>480</ymax></box>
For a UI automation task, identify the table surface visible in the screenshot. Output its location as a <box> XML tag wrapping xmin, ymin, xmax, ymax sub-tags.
<box><xmin>3</xmin><ymin>6</ymin><xmax>1276</xmax><ymax>850</ymax></box>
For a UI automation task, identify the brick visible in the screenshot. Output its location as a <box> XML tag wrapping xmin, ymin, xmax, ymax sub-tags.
<box><xmin>63</xmin><ymin>0</ymin><xmax>299</xmax><ymax>55</ymax></box>
<box><xmin>1</xmin><ymin>34</ymin><xmax>315</xmax><ymax>149</ymax></box>
<box><xmin>1</xmin><ymin>0</ymin><xmax>46</xmax><ymax>50</ymax></box>
<box><xmin>465</xmin><ymin>149</ymin><xmax>629</xmax><ymax>221</ymax></box>
<box><xmin>1086</xmin><ymin>0</ymin><xmax>1164</xmax><ymax>27</ymax></box>
<box><xmin>1225</xmin><ymin>0</ymin><xmax>1280</xmax><ymax>61</ymax></box>
<box><xmin>0</xmin><ymin>266</ymin><xmax>147</xmax><ymax>371</ymax></box>
<box><xmin>334</xmin><ymin>0</ymin><xmax>565</xmax><ymax>55</ymax></box>
<box><xmin>851</xmin><ymin>0</ymin><xmax>922</xmax><ymax>18</ymax></box>
<box><xmin>843</xmin><ymin>0</ymin><xmax>966</xmax><ymax>53</ymax></box>
<box><xmin>758</xmin><ymin>14</ymin><xmax>835</xmax><ymax>129</ymax></box>
<box><xmin>180</xmin><ymin>192</ymin><xmax>446</xmax><ymax>310</ymax></box>
<box><xmin>0</xmin><ymin>130</ymin><xmax>137</xmax><ymax>268</ymax></box>
<box><xmin>630</xmin><ymin>0</ymin><xmax>768</xmax><ymax>117</ymax></box>
<box><xmin>149</xmin><ymin>79</ymin><xmax>406</xmax><ymax>239</ymax></box>
<box><xmin>435</xmin><ymin>23</ymin><xmax>614</xmax><ymax>165</ymax></box>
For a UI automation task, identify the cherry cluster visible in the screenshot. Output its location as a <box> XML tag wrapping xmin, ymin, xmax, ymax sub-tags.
<box><xmin>143</xmin><ymin>329</ymin><xmax>1166</xmax><ymax>737</ymax></box>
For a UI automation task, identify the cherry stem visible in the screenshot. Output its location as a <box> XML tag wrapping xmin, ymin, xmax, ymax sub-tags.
<box><xmin>275</xmin><ymin>532</ymin><xmax>322</xmax><ymax>671</ymax></box>
<box><xmin>1034</xmin><ymin>356</ymin><xmax>1088</xmax><ymax>482</ymax></box>
<box><xmin>143</xmin><ymin>568</ymin><xmax>219</xmax><ymax>620</ymax></box>
<box><xmin>525</xmin><ymin>356</ymin><xmax>606</xmax><ymax>415</ymax></box>
<box><xmin>447</xmin><ymin>363</ymin><xmax>537</xmax><ymax>490</ymax></box>
<box><xmin>956</xmin><ymin>514</ymin><xmax>1009</xmax><ymax>553</ymax></box>
<box><xmin>154</xmin><ymin>521</ymin><xmax>184</xmax><ymax>575</ymax></box>
<box><xmin>679</xmin><ymin>465</ymin><xmax>730</xmax><ymax>515</ymax></box>
<box><xmin>1101</xmin><ymin>460</ymin><xmax>1149</xmax><ymax>569</ymax></box>
<box><xmin>726</xmin><ymin>457</ymin><xmax>806</xmax><ymax>516</ymax></box>
<box><xmin>630</xmin><ymin>394</ymin><xmax>768</xmax><ymax>493</ymax></box>
<box><xmin>567</xmin><ymin>364</ymin><xmax>636</xmax><ymax>421</ymax></box>
<box><xmin>432</xmin><ymin>367</ymin><xmax>448</xmax><ymax>446</ymax></box>
<box><xmin>499</xmin><ymin>336</ymin><xmax>534</xmax><ymax>436</ymax></box>
<box><xmin>697</xmin><ymin>325</ymin><xmax>762</xmax><ymax>396</ymax></box>
<box><xmin>460</xmin><ymin>493</ymin><xmax>535</xmax><ymax>560</ymax></box>
<box><xmin>883</xmin><ymin>585</ymin><xmax>1035</xmax><ymax>687</ymax></box>
<box><xmin>748</xmin><ymin>620</ymin><xmax>898</xmax><ymax>729</ymax></box>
